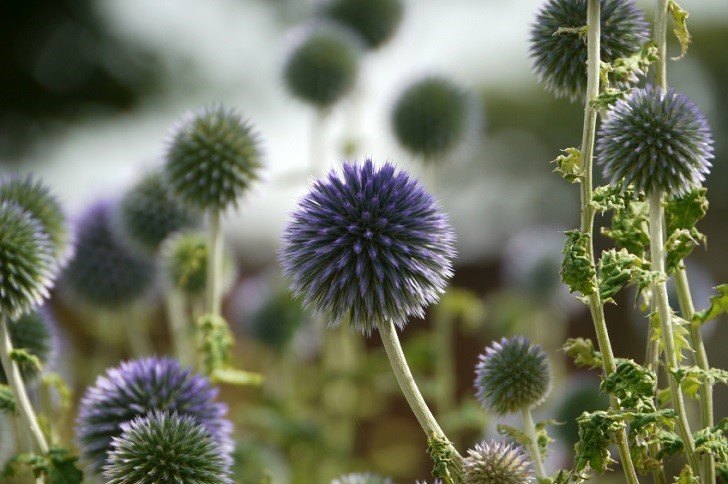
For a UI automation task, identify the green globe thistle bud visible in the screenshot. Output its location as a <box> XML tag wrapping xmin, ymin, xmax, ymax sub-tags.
<box><xmin>596</xmin><ymin>86</ymin><xmax>714</xmax><ymax>196</ymax></box>
<box><xmin>283</xmin><ymin>25</ymin><xmax>361</xmax><ymax>109</ymax></box>
<box><xmin>391</xmin><ymin>76</ymin><xmax>469</xmax><ymax>159</ymax></box>
<box><xmin>0</xmin><ymin>175</ymin><xmax>71</xmax><ymax>267</ymax></box>
<box><xmin>474</xmin><ymin>336</ymin><xmax>552</xmax><ymax>415</ymax></box>
<box><xmin>464</xmin><ymin>441</ymin><xmax>534</xmax><ymax>484</ymax></box>
<box><xmin>530</xmin><ymin>0</ymin><xmax>649</xmax><ymax>100</ymax></box>
<box><xmin>332</xmin><ymin>473</ymin><xmax>393</xmax><ymax>484</ymax></box>
<box><xmin>103</xmin><ymin>411</ymin><xmax>233</xmax><ymax>484</ymax></box>
<box><xmin>117</xmin><ymin>171</ymin><xmax>200</xmax><ymax>253</ymax></box>
<box><xmin>165</xmin><ymin>105</ymin><xmax>262</xmax><ymax>211</ymax></box>
<box><xmin>160</xmin><ymin>231</ymin><xmax>235</xmax><ymax>296</ymax></box>
<box><xmin>248</xmin><ymin>289</ymin><xmax>308</xmax><ymax>353</ymax></box>
<box><xmin>321</xmin><ymin>0</ymin><xmax>403</xmax><ymax>50</ymax></box>
<box><xmin>62</xmin><ymin>202</ymin><xmax>156</xmax><ymax>309</ymax></box>
<box><xmin>0</xmin><ymin>201</ymin><xmax>54</xmax><ymax>320</ymax></box>
<box><xmin>0</xmin><ymin>309</ymin><xmax>56</xmax><ymax>384</ymax></box>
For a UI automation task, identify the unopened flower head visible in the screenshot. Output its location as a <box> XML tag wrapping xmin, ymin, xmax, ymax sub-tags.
<box><xmin>597</xmin><ymin>86</ymin><xmax>714</xmax><ymax>195</ymax></box>
<box><xmin>76</xmin><ymin>357</ymin><xmax>232</xmax><ymax>472</ymax></box>
<box><xmin>475</xmin><ymin>336</ymin><xmax>552</xmax><ymax>415</ymax></box>
<box><xmin>464</xmin><ymin>441</ymin><xmax>534</xmax><ymax>484</ymax></box>
<box><xmin>281</xmin><ymin>159</ymin><xmax>455</xmax><ymax>335</ymax></box>
<box><xmin>321</xmin><ymin>0</ymin><xmax>403</xmax><ymax>50</ymax></box>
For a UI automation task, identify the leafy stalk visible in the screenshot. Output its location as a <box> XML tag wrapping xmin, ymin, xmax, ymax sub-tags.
<box><xmin>205</xmin><ymin>211</ymin><xmax>224</xmax><ymax>317</ymax></box>
<box><xmin>520</xmin><ymin>407</ymin><xmax>547</xmax><ymax>480</ymax></box>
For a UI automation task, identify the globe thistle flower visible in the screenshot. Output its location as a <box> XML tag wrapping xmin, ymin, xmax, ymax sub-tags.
<box><xmin>103</xmin><ymin>411</ymin><xmax>233</xmax><ymax>484</ymax></box>
<box><xmin>165</xmin><ymin>105</ymin><xmax>262</xmax><ymax>211</ymax></box>
<box><xmin>249</xmin><ymin>289</ymin><xmax>308</xmax><ymax>353</ymax></box>
<box><xmin>320</xmin><ymin>0</ymin><xmax>403</xmax><ymax>50</ymax></box>
<box><xmin>0</xmin><ymin>201</ymin><xmax>54</xmax><ymax>320</ymax></box>
<box><xmin>597</xmin><ymin>86</ymin><xmax>714</xmax><ymax>196</ymax></box>
<box><xmin>0</xmin><ymin>175</ymin><xmax>71</xmax><ymax>267</ymax></box>
<box><xmin>281</xmin><ymin>159</ymin><xmax>456</xmax><ymax>334</ymax></box>
<box><xmin>76</xmin><ymin>357</ymin><xmax>232</xmax><ymax>472</ymax></box>
<box><xmin>463</xmin><ymin>441</ymin><xmax>535</xmax><ymax>484</ymax></box>
<box><xmin>117</xmin><ymin>171</ymin><xmax>200</xmax><ymax>253</ymax></box>
<box><xmin>475</xmin><ymin>336</ymin><xmax>552</xmax><ymax>415</ymax></box>
<box><xmin>391</xmin><ymin>76</ymin><xmax>469</xmax><ymax>159</ymax></box>
<box><xmin>160</xmin><ymin>231</ymin><xmax>234</xmax><ymax>296</ymax></box>
<box><xmin>331</xmin><ymin>472</ymin><xmax>393</xmax><ymax>484</ymax></box>
<box><xmin>283</xmin><ymin>25</ymin><xmax>361</xmax><ymax>109</ymax></box>
<box><xmin>0</xmin><ymin>309</ymin><xmax>56</xmax><ymax>384</ymax></box>
<box><xmin>62</xmin><ymin>202</ymin><xmax>156</xmax><ymax>309</ymax></box>
<box><xmin>530</xmin><ymin>0</ymin><xmax>649</xmax><ymax>100</ymax></box>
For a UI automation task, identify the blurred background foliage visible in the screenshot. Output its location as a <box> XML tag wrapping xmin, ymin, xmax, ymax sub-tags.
<box><xmin>0</xmin><ymin>0</ymin><xmax>726</xmax><ymax>481</ymax></box>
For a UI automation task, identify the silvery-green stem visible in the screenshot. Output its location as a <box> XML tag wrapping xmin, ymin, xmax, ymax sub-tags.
<box><xmin>579</xmin><ymin>2</ymin><xmax>640</xmax><ymax>482</ymax></box>
<box><xmin>167</xmin><ymin>289</ymin><xmax>193</xmax><ymax>365</ymax></box>
<box><xmin>648</xmin><ymin>190</ymin><xmax>700</xmax><ymax>475</ymax></box>
<box><xmin>0</xmin><ymin>317</ymin><xmax>49</xmax><ymax>462</ymax></box>
<box><xmin>521</xmin><ymin>407</ymin><xmax>546</xmax><ymax>480</ymax></box>
<box><xmin>378</xmin><ymin>319</ymin><xmax>464</xmax><ymax>480</ymax></box>
<box><xmin>206</xmin><ymin>210</ymin><xmax>224</xmax><ymax>317</ymax></box>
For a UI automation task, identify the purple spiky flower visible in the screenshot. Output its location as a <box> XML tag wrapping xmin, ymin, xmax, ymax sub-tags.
<box><xmin>597</xmin><ymin>86</ymin><xmax>714</xmax><ymax>195</ymax></box>
<box><xmin>75</xmin><ymin>357</ymin><xmax>232</xmax><ymax>473</ymax></box>
<box><xmin>281</xmin><ymin>159</ymin><xmax>456</xmax><ymax>335</ymax></box>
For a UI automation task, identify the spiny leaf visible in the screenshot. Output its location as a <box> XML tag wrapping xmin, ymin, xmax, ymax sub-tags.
<box><xmin>9</xmin><ymin>348</ymin><xmax>42</xmax><ymax>372</ymax></box>
<box><xmin>0</xmin><ymin>384</ymin><xmax>16</xmax><ymax>414</ymax></box>
<box><xmin>497</xmin><ymin>424</ymin><xmax>531</xmax><ymax>450</ymax></box>
<box><xmin>674</xmin><ymin>465</ymin><xmax>699</xmax><ymax>483</ymax></box>
<box><xmin>600</xmin><ymin>360</ymin><xmax>657</xmax><ymax>411</ymax></box>
<box><xmin>561</xmin><ymin>230</ymin><xmax>596</xmax><ymax>296</ymax></box>
<box><xmin>693</xmin><ymin>419</ymin><xmax>728</xmax><ymax>477</ymax></box>
<box><xmin>668</xmin><ymin>0</ymin><xmax>691</xmax><ymax>60</ymax></box>
<box><xmin>693</xmin><ymin>284</ymin><xmax>728</xmax><ymax>326</ymax></box>
<box><xmin>665</xmin><ymin>187</ymin><xmax>708</xmax><ymax>233</ymax></box>
<box><xmin>602</xmin><ymin>200</ymin><xmax>650</xmax><ymax>258</ymax></box>
<box><xmin>649</xmin><ymin>312</ymin><xmax>692</xmax><ymax>360</ymax></box>
<box><xmin>590</xmin><ymin>88</ymin><xmax>627</xmax><ymax>111</ymax></box>
<box><xmin>551</xmin><ymin>148</ymin><xmax>582</xmax><ymax>183</ymax></box>
<box><xmin>665</xmin><ymin>228</ymin><xmax>704</xmax><ymax>274</ymax></box>
<box><xmin>563</xmin><ymin>338</ymin><xmax>602</xmax><ymax>370</ymax></box>
<box><xmin>671</xmin><ymin>366</ymin><xmax>728</xmax><ymax>399</ymax></box>
<box><xmin>498</xmin><ymin>420</ymin><xmax>560</xmax><ymax>459</ymax></box>
<box><xmin>553</xmin><ymin>25</ymin><xmax>588</xmax><ymax>40</ymax></box>
<box><xmin>608</xmin><ymin>42</ymin><xmax>660</xmax><ymax>84</ymax></box>
<box><xmin>591</xmin><ymin>185</ymin><xmax>631</xmax><ymax>214</ymax></box>
<box><xmin>574</xmin><ymin>411</ymin><xmax>622</xmax><ymax>474</ymax></box>
<box><xmin>427</xmin><ymin>434</ymin><xmax>455</xmax><ymax>484</ymax></box>
<box><xmin>197</xmin><ymin>313</ymin><xmax>263</xmax><ymax>386</ymax></box>
<box><xmin>596</xmin><ymin>249</ymin><xmax>657</xmax><ymax>303</ymax></box>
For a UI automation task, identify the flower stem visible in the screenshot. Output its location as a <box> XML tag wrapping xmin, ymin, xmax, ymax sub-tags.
<box><xmin>520</xmin><ymin>407</ymin><xmax>546</xmax><ymax>480</ymax></box>
<box><xmin>579</xmin><ymin>1</ymin><xmax>640</xmax><ymax>482</ymax></box>
<box><xmin>378</xmin><ymin>319</ymin><xmax>464</xmax><ymax>480</ymax></box>
<box><xmin>206</xmin><ymin>210</ymin><xmax>224</xmax><ymax>317</ymax></box>
<box><xmin>0</xmin><ymin>317</ymin><xmax>49</xmax><ymax>458</ymax></box>
<box><xmin>648</xmin><ymin>190</ymin><xmax>700</xmax><ymax>475</ymax></box>
<box><xmin>167</xmin><ymin>289</ymin><xmax>193</xmax><ymax>365</ymax></box>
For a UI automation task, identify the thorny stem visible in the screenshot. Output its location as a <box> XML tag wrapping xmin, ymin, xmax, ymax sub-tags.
<box><xmin>521</xmin><ymin>407</ymin><xmax>547</xmax><ymax>480</ymax></box>
<box><xmin>579</xmin><ymin>1</ymin><xmax>640</xmax><ymax>482</ymax></box>
<box><xmin>648</xmin><ymin>190</ymin><xmax>700</xmax><ymax>475</ymax></box>
<box><xmin>378</xmin><ymin>319</ymin><xmax>464</xmax><ymax>480</ymax></box>
<box><xmin>206</xmin><ymin>210</ymin><xmax>224</xmax><ymax>317</ymax></box>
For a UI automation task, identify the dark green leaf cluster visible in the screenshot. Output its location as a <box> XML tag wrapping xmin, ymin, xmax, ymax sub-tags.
<box><xmin>600</xmin><ymin>360</ymin><xmax>656</xmax><ymax>411</ymax></box>
<box><xmin>427</xmin><ymin>434</ymin><xmax>455</xmax><ymax>483</ymax></box>
<box><xmin>560</xmin><ymin>230</ymin><xmax>596</xmax><ymax>296</ymax></box>
<box><xmin>0</xmin><ymin>385</ymin><xmax>16</xmax><ymax>414</ymax></box>
<box><xmin>0</xmin><ymin>310</ymin><xmax>54</xmax><ymax>385</ymax></box>
<box><xmin>563</xmin><ymin>337</ymin><xmax>603</xmax><ymax>370</ymax></box>
<box><xmin>601</xmin><ymin>198</ymin><xmax>650</xmax><ymax>257</ymax></box>
<box><xmin>2</xmin><ymin>446</ymin><xmax>83</xmax><ymax>484</ymax></box>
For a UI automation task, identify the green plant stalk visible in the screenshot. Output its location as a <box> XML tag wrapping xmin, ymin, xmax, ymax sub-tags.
<box><xmin>644</xmin><ymin>301</ymin><xmax>669</xmax><ymax>484</ymax></box>
<box><xmin>579</xmin><ymin>1</ymin><xmax>640</xmax><ymax>482</ymax></box>
<box><xmin>648</xmin><ymin>190</ymin><xmax>700</xmax><ymax>475</ymax></box>
<box><xmin>521</xmin><ymin>407</ymin><xmax>547</xmax><ymax>479</ymax></box>
<box><xmin>166</xmin><ymin>289</ymin><xmax>193</xmax><ymax>365</ymax></box>
<box><xmin>378</xmin><ymin>319</ymin><xmax>464</xmax><ymax>480</ymax></box>
<box><xmin>0</xmin><ymin>317</ymin><xmax>49</xmax><ymax>461</ymax></box>
<box><xmin>206</xmin><ymin>210</ymin><xmax>224</xmax><ymax>317</ymax></box>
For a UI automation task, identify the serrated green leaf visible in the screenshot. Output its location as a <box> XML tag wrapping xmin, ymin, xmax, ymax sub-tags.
<box><xmin>9</xmin><ymin>348</ymin><xmax>42</xmax><ymax>372</ymax></box>
<box><xmin>597</xmin><ymin>249</ymin><xmax>641</xmax><ymax>302</ymax></box>
<box><xmin>665</xmin><ymin>188</ymin><xmax>708</xmax><ymax>233</ymax></box>
<box><xmin>674</xmin><ymin>465</ymin><xmax>699</xmax><ymax>483</ymax></box>
<box><xmin>574</xmin><ymin>411</ymin><xmax>622</xmax><ymax>474</ymax></box>
<box><xmin>600</xmin><ymin>360</ymin><xmax>657</xmax><ymax>411</ymax></box>
<box><xmin>694</xmin><ymin>419</ymin><xmax>728</xmax><ymax>478</ymax></box>
<box><xmin>649</xmin><ymin>312</ymin><xmax>692</xmax><ymax>360</ymax></box>
<box><xmin>561</xmin><ymin>230</ymin><xmax>596</xmax><ymax>296</ymax></box>
<box><xmin>551</xmin><ymin>148</ymin><xmax>583</xmax><ymax>183</ymax></box>
<box><xmin>0</xmin><ymin>384</ymin><xmax>16</xmax><ymax>414</ymax></box>
<box><xmin>563</xmin><ymin>337</ymin><xmax>603</xmax><ymax>370</ymax></box>
<box><xmin>671</xmin><ymin>366</ymin><xmax>728</xmax><ymax>399</ymax></box>
<box><xmin>427</xmin><ymin>434</ymin><xmax>456</xmax><ymax>484</ymax></box>
<box><xmin>590</xmin><ymin>88</ymin><xmax>627</xmax><ymax>111</ymax></box>
<box><xmin>665</xmin><ymin>228</ymin><xmax>704</xmax><ymax>274</ymax></box>
<box><xmin>693</xmin><ymin>284</ymin><xmax>728</xmax><ymax>326</ymax></box>
<box><xmin>591</xmin><ymin>186</ymin><xmax>629</xmax><ymax>214</ymax></box>
<box><xmin>196</xmin><ymin>313</ymin><xmax>261</xmax><ymax>387</ymax></box>
<box><xmin>609</xmin><ymin>42</ymin><xmax>660</xmax><ymax>84</ymax></box>
<box><xmin>602</xmin><ymin>200</ymin><xmax>650</xmax><ymax>258</ymax></box>
<box><xmin>497</xmin><ymin>423</ymin><xmax>531</xmax><ymax>449</ymax></box>
<box><xmin>668</xmin><ymin>0</ymin><xmax>691</xmax><ymax>60</ymax></box>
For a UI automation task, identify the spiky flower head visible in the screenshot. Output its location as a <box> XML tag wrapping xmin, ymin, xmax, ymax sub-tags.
<box><xmin>249</xmin><ymin>289</ymin><xmax>308</xmax><ymax>353</ymax></box>
<box><xmin>391</xmin><ymin>76</ymin><xmax>469</xmax><ymax>159</ymax></box>
<box><xmin>597</xmin><ymin>86</ymin><xmax>714</xmax><ymax>195</ymax></box>
<box><xmin>320</xmin><ymin>0</ymin><xmax>403</xmax><ymax>50</ymax></box>
<box><xmin>281</xmin><ymin>159</ymin><xmax>455</xmax><ymax>335</ymax></box>
<box><xmin>0</xmin><ymin>309</ymin><xmax>56</xmax><ymax>384</ymax></box>
<box><xmin>283</xmin><ymin>25</ymin><xmax>361</xmax><ymax>109</ymax></box>
<box><xmin>160</xmin><ymin>231</ymin><xmax>234</xmax><ymax>296</ymax></box>
<box><xmin>475</xmin><ymin>336</ymin><xmax>552</xmax><ymax>415</ymax></box>
<box><xmin>76</xmin><ymin>357</ymin><xmax>232</xmax><ymax>472</ymax></box>
<box><xmin>331</xmin><ymin>472</ymin><xmax>393</xmax><ymax>484</ymax></box>
<box><xmin>463</xmin><ymin>441</ymin><xmax>534</xmax><ymax>484</ymax></box>
<box><xmin>103</xmin><ymin>411</ymin><xmax>233</xmax><ymax>484</ymax></box>
<box><xmin>0</xmin><ymin>202</ymin><xmax>54</xmax><ymax>320</ymax></box>
<box><xmin>530</xmin><ymin>0</ymin><xmax>649</xmax><ymax>100</ymax></box>
<box><xmin>165</xmin><ymin>105</ymin><xmax>262</xmax><ymax>211</ymax></box>
<box><xmin>62</xmin><ymin>202</ymin><xmax>156</xmax><ymax>309</ymax></box>
<box><xmin>0</xmin><ymin>175</ymin><xmax>71</xmax><ymax>267</ymax></box>
<box><xmin>117</xmin><ymin>171</ymin><xmax>200</xmax><ymax>253</ymax></box>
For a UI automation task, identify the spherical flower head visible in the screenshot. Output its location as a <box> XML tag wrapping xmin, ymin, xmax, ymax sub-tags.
<box><xmin>332</xmin><ymin>472</ymin><xmax>393</xmax><ymax>484</ymax></box>
<box><xmin>281</xmin><ymin>159</ymin><xmax>455</xmax><ymax>335</ymax></box>
<box><xmin>103</xmin><ymin>411</ymin><xmax>233</xmax><ymax>484</ymax></box>
<box><xmin>0</xmin><ymin>202</ymin><xmax>54</xmax><ymax>320</ymax></box>
<box><xmin>76</xmin><ymin>357</ymin><xmax>232</xmax><ymax>473</ymax></box>
<box><xmin>161</xmin><ymin>231</ymin><xmax>234</xmax><ymax>296</ymax></box>
<box><xmin>464</xmin><ymin>441</ymin><xmax>534</xmax><ymax>484</ymax></box>
<box><xmin>165</xmin><ymin>105</ymin><xmax>262</xmax><ymax>211</ymax></box>
<box><xmin>320</xmin><ymin>0</ymin><xmax>403</xmax><ymax>50</ymax></box>
<box><xmin>391</xmin><ymin>76</ymin><xmax>469</xmax><ymax>159</ymax></box>
<box><xmin>0</xmin><ymin>175</ymin><xmax>71</xmax><ymax>267</ymax></box>
<box><xmin>62</xmin><ymin>202</ymin><xmax>156</xmax><ymax>309</ymax></box>
<box><xmin>250</xmin><ymin>289</ymin><xmax>308</xmax><ymax>353</ymax></box>
<box><xmin>530</xmin><ymin>0</ymin><xmax>649</xmax><ymax>100</ymax></box>
<box><xmin>117</xmin><ymin>171</ymin><xmax>200</xmax><ymax>253</ymax></box>
<box><xmin>283</xmin><ymin>25</ymin><xmax>361</xmax><ymax>109</ymax></box>
<box><xmin>597</xmin><ymin>86</ymin><xmax>714</xmax><ymax>196</ymax></box>
<box><xmin>0</xmin><ymin>309</ymin><xmax>56</xmax><ymax>385</ymax></box>
<box><xmin>475</xmin><ymin>336</ymin><xmax>552</xmax><ymax>415</ymax></box>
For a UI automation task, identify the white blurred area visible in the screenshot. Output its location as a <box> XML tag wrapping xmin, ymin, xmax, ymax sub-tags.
<box><xmin>10</xmin><ymin>0</ymin><xmax>728</xmax><ymax>264</ymax></box>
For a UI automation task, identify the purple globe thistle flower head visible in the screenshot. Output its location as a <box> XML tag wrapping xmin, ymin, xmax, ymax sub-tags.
<box><xmin>597</xmin><ymin>86</ymin><xmax>714</xmax><ymax>196</ymax></box>
<box><xmin>76</xmin><ymin>357</ymin><xmax>232</xmax><ymax>473</ymax></box>
<box><xmin>475</xmin><ymin>336</ymin><xmax>552</xmax><ymax>415</ymax></box>
<box><xmin>463</xmin><ymin>441</ymin><xmax>535</xmax><ymax>484</ymax></box>
<box><xmin>281</xmin><ymin>159</ymin><xmax>456</xmax><ymax>335</ymax></box>
<box><xmin>530</xmin><ymin>0</ymin><xmax>649</xmax><ymax>100</ymax></box>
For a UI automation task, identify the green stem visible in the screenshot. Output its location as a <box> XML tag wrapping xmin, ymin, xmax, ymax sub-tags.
<box><xmin>579</xmin><ymin>1</ymin><xmax>640</xmax><ymax>482</ymax></box>
<box><xmin>645</xmin><ymin>301</ymin><xmax>669</xmax><ymax>484</ymax></box>
<box><xmin>378</xmin><ymin>319</ymin><xmax>464</xmax><ymax>480</ymax></box>
<box><xmin>648</xmin><ymin>190</ymin><xmax>700</xmax><ymax>475</ymax></box>
<box><xmin>521</xmin><ymin>407</ymin><xmax>547</xmax><ymax>480</ymax></box>
<box><xmin>0</xmin><ymin>317</ymin><xmax>49</xmax><ymax>459</ymax></box>
<box><xmin>167</xmin><ymin>289</ymin><xmax>193</xmax><ymax>366</ymax></box>
<box><xmin>206</xmin><ymin>210</ymin><xmax>223</xmax><ymax>317</ymax></box>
